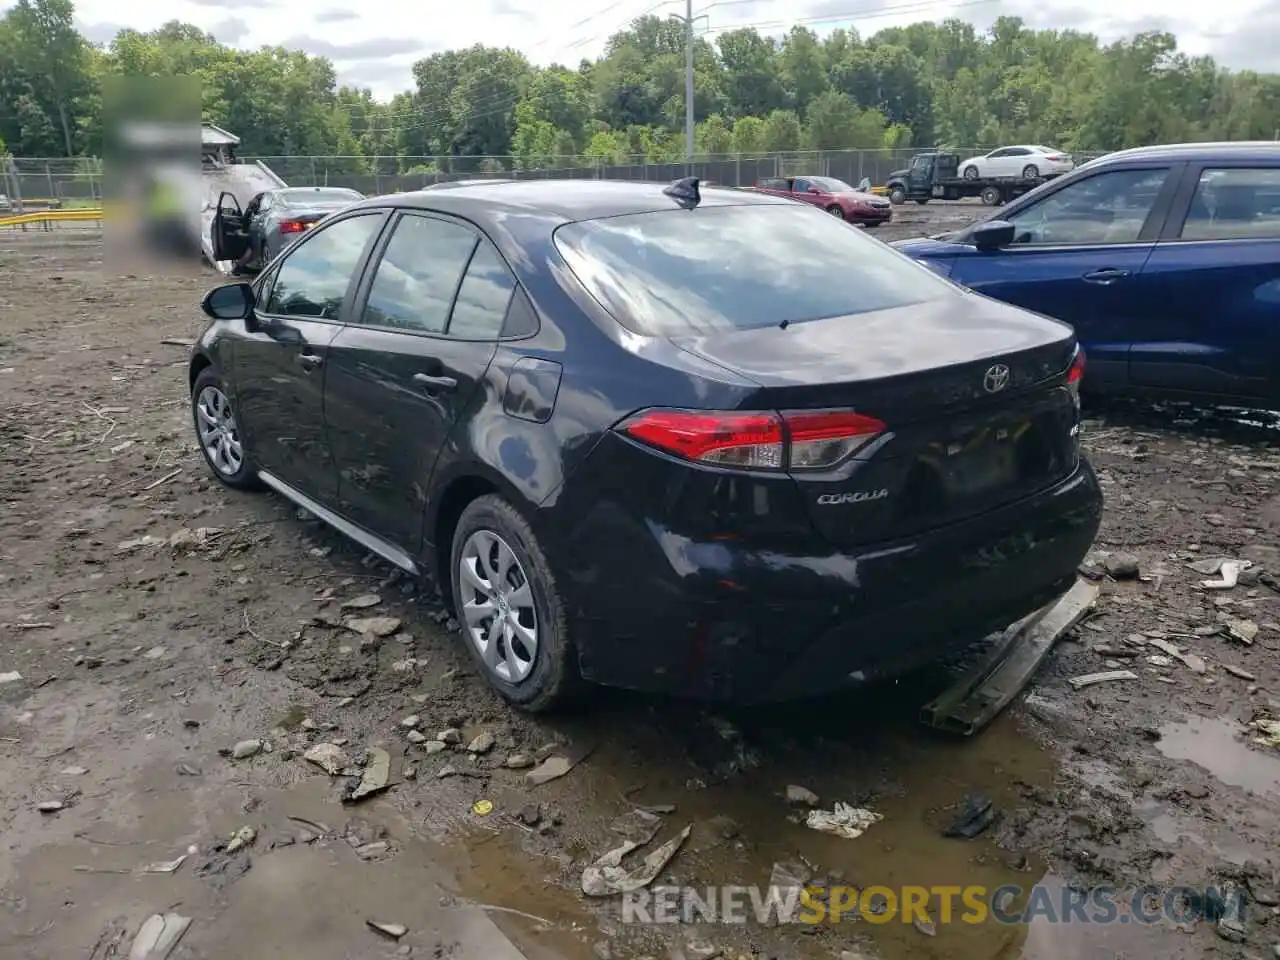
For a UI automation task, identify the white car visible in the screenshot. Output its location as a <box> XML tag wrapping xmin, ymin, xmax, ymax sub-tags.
<box><xmin>957</xmin><ymin>146</ymin><xmax>1075</xmax><ymax>181</ymax></box>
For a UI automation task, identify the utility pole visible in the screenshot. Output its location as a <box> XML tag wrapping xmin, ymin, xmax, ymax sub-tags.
<box><xmin>670</xmin><ymin>4</ymin><xmax>707</xmax><ymax>170</ymax></box>
<box><xmin>684</xmin><ymin>0</ymin><xmax>694</xmax><ymax>166</ymax></box>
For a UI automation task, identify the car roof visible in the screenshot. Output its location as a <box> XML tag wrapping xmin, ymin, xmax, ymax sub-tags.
<box><xmin>1090</xmin><ymin>141</ymin><xmax>1280</xmax><ymax>164</ymax></box>
<box><xmin>346</xmin><ymin>178</ymin><xmax>791</xmax><ymax>224</ymax></box>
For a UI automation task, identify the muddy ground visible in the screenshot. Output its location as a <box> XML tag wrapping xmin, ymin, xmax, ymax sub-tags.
<box><xmin>1</xmin><ymin>210</ymin><xmax>1279</xmax><ymax>960</ymax></box>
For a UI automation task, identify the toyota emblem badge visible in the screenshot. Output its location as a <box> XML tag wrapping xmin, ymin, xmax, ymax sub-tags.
<box><xmin>983</xmin><ymin>363</ymin><xmax>1011</xmax><ymax>393</ymax></box>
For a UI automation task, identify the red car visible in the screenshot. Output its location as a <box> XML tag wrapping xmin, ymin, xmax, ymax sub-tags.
<box><xmin>753</xmin><ymin>176</ymin><xmax>893</xmax><ymax>227</ymax></box>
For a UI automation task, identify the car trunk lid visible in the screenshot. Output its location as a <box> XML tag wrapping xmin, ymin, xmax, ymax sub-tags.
<box><xmin>669</xmin><ymin>297</ymin><xmax>1081</xmax><ymax>547</ymax></box>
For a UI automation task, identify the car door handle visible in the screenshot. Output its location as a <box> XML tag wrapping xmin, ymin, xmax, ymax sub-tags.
<box><xmin>1082</xmin><ymin>268</ymin><xmax>1131</xmax><ymax>284</ymax></box>
<box><xmin>296</xmin><ymin>352</ymin><xmax>324</xmax><ymax>370</ymax></box>
<box><xmin>413</xmin><ymin>373</ymin><xmax>457</xmax><ymax>392</ymax></box>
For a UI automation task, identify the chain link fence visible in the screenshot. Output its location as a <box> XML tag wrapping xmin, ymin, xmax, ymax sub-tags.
<box><xmin>3</xmin><ymin>148</ymin><xmax>1112</xmax><ymax>209</ymax></box>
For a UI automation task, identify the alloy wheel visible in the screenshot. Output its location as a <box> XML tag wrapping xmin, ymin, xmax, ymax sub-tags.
<box><xmin>195</xmin><ymin>384</ymin><xmax>244</xmax><ymax>477</ymax></box>
<box><xmin>459</xmin><ymin>529</ymin><xmax>539</xmax><ymax>684</ymax></box>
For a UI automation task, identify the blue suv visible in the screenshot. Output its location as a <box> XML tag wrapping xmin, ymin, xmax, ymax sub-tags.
<box><xmin>894</xmin><ymin>143</ymin><xmax>1280</xmax><ymax>404</ymax></box>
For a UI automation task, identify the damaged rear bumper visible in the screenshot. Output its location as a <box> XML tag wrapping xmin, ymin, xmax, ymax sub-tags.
<box><xmin>569</xmin><ymin>460</ymin><xmax>1103</xmax><ymax>702</ymax></box>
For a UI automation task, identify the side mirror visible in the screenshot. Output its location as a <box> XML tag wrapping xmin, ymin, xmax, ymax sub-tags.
<box><xmin>201</xmin><ymin>281</ymin><xmax>255</xmax><ymax>320</ymax></box>
<box><xmin>807</xmin><ymin>187</ymin><xmax>822</xmax><ymax>194</ymax></box>
<box><xmin>972</xmin><ymin>220</ymin><xmax>1016</xmax><ymax>251</ymax></box>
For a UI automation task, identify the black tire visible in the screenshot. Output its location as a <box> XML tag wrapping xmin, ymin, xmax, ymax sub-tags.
<box><xmin>914</xmin><ymin>199</ymin><xmax>929</xmax><ymax>205</ymax></box>
<box><xmin>826</xmin><ymin>204</ymin><xmax>845</xmax><ymax>219</ymax></box>
<box><xmin>980</xmin><ymin>186</ymin><xmax>1002</xmax><ymax>206</ymax></box>
<box><xmin>1022</xmin><ymin>164</ymin><xmax>1039</xmax><ymax>179</ymax></box>
<box><xmin>191</xmin><ymin>367</ymin><xmax>261</xmax><ymax>490</ymax></box>
<box><xmin>450</xmin><ymin>494</ymin><xmax>579</xmax><ymax>712</ymax></box>
<box><xmin>889</xmin><ymin>187</ymin><xmax>906</xmax><ymax>205</ymax></box>
<box><xmin>962</xmin><ymin>166</ymin><xmax>980</xmax><ymax>180</ymax></box>
<box><xmin>863</xmin><ymin>221</ymin><xmax>881</xmax><ymax>229</ymax></box>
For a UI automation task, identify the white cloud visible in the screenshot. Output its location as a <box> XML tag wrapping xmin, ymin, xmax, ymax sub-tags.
<box><xmin>72</xmin><ymin>0</ymin><xmax>1279</xmax><ymax>100</ymax></box>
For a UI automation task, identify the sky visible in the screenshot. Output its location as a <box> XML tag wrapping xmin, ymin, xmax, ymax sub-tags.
<box><xmin>47</xmin><ymin>0</ymin><xmax>1280</xmax><ymax>100</ymax></box>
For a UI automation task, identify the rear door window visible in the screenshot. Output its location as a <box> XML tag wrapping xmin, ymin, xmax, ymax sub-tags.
<box><xmin>361</xmin><ymin>214</ymin><xmax>477</xmax><ymax>334</ymax></box>
<box><xmin>1178</xmin><ymin>167</ymin><xmax>1280</xmax><ymax>241</ymax></box>
<box><xmin>554</xmin><ymin>203</ymin><xmax>954</xmax><ymax>337</ymax></box>
<box><xmin>448</xmin><ymin>239</ymin><xmax>518</xmax><ymax>339</ymax></box>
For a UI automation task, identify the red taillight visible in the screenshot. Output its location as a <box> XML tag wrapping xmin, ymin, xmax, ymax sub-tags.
<box><xmin>280</xmin><ymin>220</ymin><xmax>308</xmax><ymax>234</ymax></box>
<box><xmin>616</xmin><ymin>408</ymin><xmax>886</xmax><ymax>471</ymax></box>
<box><xmin>1067</xmin><ymin>347</ymin><xmax>1085</xmax><ymax>389</ymax></box>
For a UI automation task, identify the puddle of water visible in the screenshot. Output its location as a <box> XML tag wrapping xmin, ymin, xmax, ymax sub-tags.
<box><xmin>1156</xmin><ymin>715</ymin><xmax>1280</xmax><ymax>797</ymax></box>
<box><xmin>443</xmin><ymin>682</ymin><xmax>1170</xmax><ymax>960</ymax></box>
<box><xmin>7</xmin><ymin>770</ymin><xmax>531</xmax><ymax>960</ymax></box>
<box><xmin>276</xmin><ymin>703</ymin><xmax>308</xmax><ymax>730</ymax></box>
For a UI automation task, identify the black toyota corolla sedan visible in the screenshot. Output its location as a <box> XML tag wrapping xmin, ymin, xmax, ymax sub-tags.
<box><xmin>189</xmin><ymin>177</ymin><xmax>1103</xmax><ymax>711</ymax></box>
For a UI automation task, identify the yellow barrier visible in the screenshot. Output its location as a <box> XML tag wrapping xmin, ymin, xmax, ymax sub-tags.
<box><xmin>0</xmin><ymin>208</ymin><xmax>103</xmax><ymax>227</ymax></box>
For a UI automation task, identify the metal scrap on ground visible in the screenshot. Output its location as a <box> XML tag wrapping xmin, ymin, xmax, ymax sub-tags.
<box><xmin>581</xmin><ymin>824</ymin><xmax>692</xmax><ymax>896</ymax></box>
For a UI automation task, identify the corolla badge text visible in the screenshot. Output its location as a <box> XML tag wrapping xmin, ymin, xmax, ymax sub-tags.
<box><xmin>817</xmin><ymin>489</ymin><xmax>889</xmax><ymax>505</ymax></box>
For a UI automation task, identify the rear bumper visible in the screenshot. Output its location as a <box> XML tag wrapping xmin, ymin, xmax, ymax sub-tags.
<box><xmin>561</xmin><ymin>459</ymin><xmax>1102</xmax><ymax>702</ymax></box>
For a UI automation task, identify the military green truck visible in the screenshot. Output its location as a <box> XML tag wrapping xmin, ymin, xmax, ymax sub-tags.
<box><xmin>884</xmin><ymin>151</ymin><xmax>1051</xmax><ymax>206</ymax></box>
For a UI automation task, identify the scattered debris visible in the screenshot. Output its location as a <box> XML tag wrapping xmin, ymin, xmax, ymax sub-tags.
<box><xmin>61</xmin><ymin>765</ymin><xmax>88</xmax><ymax>776</ymax></box>
<box><xmin>1068</xmin><ymin>670</ymin><xmax>1138</xmax><ymax>690</ymax></box>
<box><xmin>400</xmin><ymin>714</ymin><xmax>421</xmax><ymax>729</ymax></box>
<box><xmin>0</xmin><ymin>671</ymin><xmax>23</xmax><ymax>684</ymax></box>
<box><xmin>504</xmin><ymin>753</ymin><xmax>534</xmax><ymax>769</ymax></box>
<box><xmin>128</xmin><ymin>913</ymin><xmax>191</xmax><ymax>960</ymax></box>
<box><xmin>366</xmin><ymin>920</ymin><xmax>407</xmax><ymax>940</ymax></box>
<box><xmin>344</xmin><ymin>616</ymin><xmax>402</xmax><ymax>637</ymax></box>
<box><xmin>226</xmin><ymin>826</ymin><xmax>256</xmax><ymax>854</ymax></box>
<box><xmin>140</xmin><ymin>855</ymin><xmax>188</xmax><ymax>875</ymax></box>
<box><xmin>303</xmin><ymin>742</ymin><xmax>349</xmax><ymax>775</ymax></box>
<box><xmin>526</xmin><ymin>744</ymin><xmax>594</xmax><ymax>786</ymax></box>
<box><xmin>116</xmin><ymin>535</ymin><xmax>166</xmax><ymax>553</ymax></box>
<box><xmin>1251</xmin><ymin>716</ymin><xmax>1280</xmax><ymax>750</ymax></box>
<box><xmin>230</xmin><ymin>739</ymin><xmax>263</xmax><ymax>760</ymax></box>
<box><xmin>944</xmin><ymin>793</ymin><xmax>995</xmax><ymax>839</ymax></box>
<box><xmin>343</xmin><ymin>747</ymin><xmax>391</xmax><ymax>802</ymax></box>
<box><xmin>1198</xmin><ymin>559</ymin><xmax>1253</xmax><ymax>590</ymax></box>
<box><xmin>340</xmin><ymin>594</ymin><xmax>382</xmax><ymax>610</ymax></box>
<box><xmin>37</xmin><ymin>799</ymin><xmax>65</xmax><ymax>813</ymax></box>
<box><xmin>1223</xmin><ymin>665</ymin><xmax>1257</xmax><ymax>681</ymax></box>
<box><xmin>1147</xmin><ymin>637</ymin><xmax>1207</xmax><ymax>673</ymax></box>
<box><xmin>1227</xmin><ymin>619</ymin><xmax>1259</xmax><ymax>645</ymax></box>
<box><xmin>785</xmin><ymin>784</ymin><xmax>819</xmax><ymax>807</ymax></box>
<box><xmin>609</xmin><ymin>809</ymin><xmax>663</xmax><ymax>844</ymax></box>
<box><xmin>804</xmin><ymin>802</ymin><xmax>883</xmax><ymax>840</ymax></box>
<box><xmin>467</xmin><ymin>731</ymin><xmax>495</xmax><ymax>754</ymax></box>
<box><xmin>472</xmin><ymin>799</ymin><xmax>494</xmax><ymax>816</ymax></box>
<box><xmin>1092</xmin><ymin>645</ymin><xmax>1141</xmax><ymax>659</ymax></box>
<box><xmin>581</xmin><ymin>824</ymin><xmax>692</xmax><ymax>897</ymax></box>
<box><xmin>1216</xmin><ymin>916</ymin><xmax>1248</xmax><ymax>943</ymax></box>
<box><xmin>1104</xmin><ymin>553</ymin><xmax>1141</xmax><ymax>580</ymax></box>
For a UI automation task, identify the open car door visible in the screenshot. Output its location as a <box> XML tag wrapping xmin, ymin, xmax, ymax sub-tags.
<box><xmin>211</xmin><ymin>191</ymin><xmax>250</xmax><ymax>262</ymax></box>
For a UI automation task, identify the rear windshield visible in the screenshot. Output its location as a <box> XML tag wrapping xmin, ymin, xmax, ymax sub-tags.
<box><xmin>281</xmin><ymin>188</ymin><xmax>362</xmax><ymax>205</ymax></box>
<box><xmin>554</xmin><ymin>204</ymin><xmax>954</xmax><ymax>336</ymax></box>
